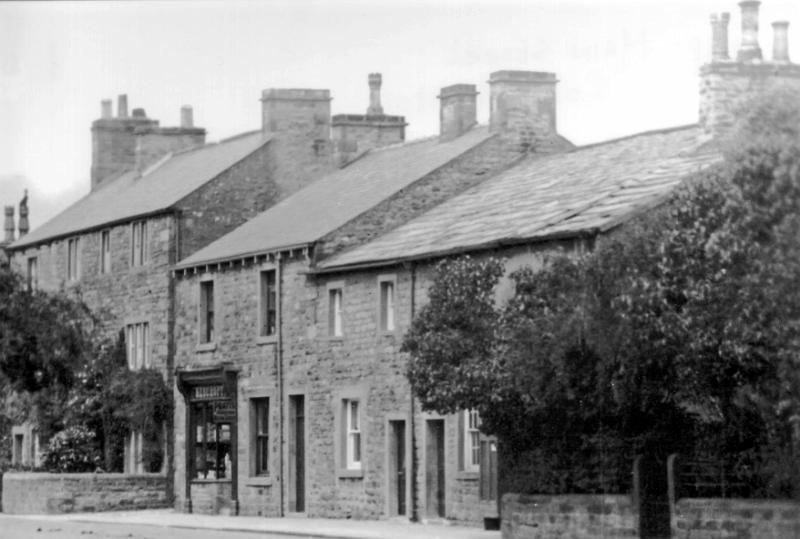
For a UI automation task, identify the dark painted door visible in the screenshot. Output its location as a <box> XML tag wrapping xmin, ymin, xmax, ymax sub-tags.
<box><xmin>289</xmin><ymin>395</ymin><xmax>305</xmax><ymax>512</ymax></box>
<box><xmin>425</xmin><ymin>419</ymin><xmax>445</xmax><ymax>518</ymax></box>
<box><xmin>389</xmin><ymin>420</ymin><xmax>407</xmax><ymax>516</ymax></box>
<box><xmin>638</xmin><ymin>454</ymin><xmax>671</xmax><ymax>539</ymax></box>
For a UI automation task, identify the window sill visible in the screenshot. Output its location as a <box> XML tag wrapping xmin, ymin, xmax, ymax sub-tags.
<box><xmin>337</xmin><ymin>468</ymin><xmax>364</xmax><ymax>479</ymax></box>
<box><xmin>457</xmin><ymin>471</ymin><xmax>479</xmax><ymax>481</ymax></box>
<box><xmin>256</xmin><ymin>335</ymin><xmax>278</xmax><ymax>346</ymax></box>
<box><xmin>245</xmin><ymin>475</ymin><xmax>273</xmax><ymax>487</ymax></box>
<box><xmin>191</xmin><ymin>478</ymin><xmax>232</xmax><ymax>484</ymax></box>
<box><xmin>195</xmin><ymin>342</ymin><xmax>217</xmax><ymax>353</ymax></box>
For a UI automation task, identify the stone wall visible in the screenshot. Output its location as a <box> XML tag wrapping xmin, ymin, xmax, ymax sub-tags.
<box><xmin>501</xmin><ymin>493</ymin><xmax>638</xmax><ymax>539</ymax></box>
<box><xmin>673</xmin><ymin>498</ymin><xmax>800</xmax><ymax>539</ymax></box>
<box><xmin>2</xmin><ymin>472</ymin><xmax>168</xmax><ymax>514</ymax></box>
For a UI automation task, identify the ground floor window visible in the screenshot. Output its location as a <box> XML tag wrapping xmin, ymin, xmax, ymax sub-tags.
<box><xmin>251</xmin><ymin>398</ymin><xmax>269</xmax><ymax>476</ymax></box>
<box><xmin>191</xmin><ymin>401</ymin><xmax>233</xmax><ymax>480</ymax></box>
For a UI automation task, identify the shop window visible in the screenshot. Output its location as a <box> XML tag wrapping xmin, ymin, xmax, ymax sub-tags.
<box><xmin>191</xmin><ymin>399</ymin><xmax>233</xmax><ymax>480</ymax></box>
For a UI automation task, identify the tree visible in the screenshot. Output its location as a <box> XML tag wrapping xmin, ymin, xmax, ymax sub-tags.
<box><xmin>403</xmin><ymin>88</ymin><xmax>800</xmax><ymax>496</ymax></box>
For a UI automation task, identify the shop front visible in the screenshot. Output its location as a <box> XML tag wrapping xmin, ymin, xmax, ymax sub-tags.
<box><xmin>177</xmin><ymin>365</ymin><xmax>239</xmax><ymax>515</ymax></box>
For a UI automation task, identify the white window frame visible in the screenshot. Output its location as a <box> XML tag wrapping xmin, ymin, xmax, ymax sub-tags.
<box><xmin>378</xmin><ymin>275</ymin><xmax>396</xmax><ymax>333</ymax></box>
<box><xmin>27</xmin><ymin>256</ymin><xmax>37</xmax><ymax>291</ymax></box>
<box><xmin>131</xmin><ymin>220</ymin><xmax>148</xmax><ymax>267</ymax></box>
<box><xmin>100</xmin><ymin>229</ymin><xmax>111</xmax><ymax>274</ymax></box>
<box><xmin>328</xmin><ymin>283</ymin><xmax>344</xmax><ymax>337</ymax></box>
<box><xmin>464</xmin><ymin>409</ymin><xmax>481</xmax><ymax>473</ymax></box>
<box><xmin>259</xmin><ymin>268</ymin><xmax>278</xmax><ymax>338</ymax></box>
<box><xmin>345</xmin><ymin>399</ymin><xmax>362</xmax><ymax>470</ymax></box>
<box><xmin>125</xmin><ymin>321</ymin><xmax>151</xmax><ymax>370</ymax></box>
<box><xmin>199</xmin><ymin>278</ymin><xmax>215</xmax><ymax>344</ymax></box>
<box><xmin>67</xmin><ymin>237</ymin><xmax>80</xmax><ymax>281</ymax></box>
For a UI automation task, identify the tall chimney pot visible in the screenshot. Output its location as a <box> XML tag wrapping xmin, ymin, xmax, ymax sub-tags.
<box><xmin>117</xmin><ymin>94</ymin><xmax>129</xmax><ymax>118</ymax></box>
<box><xmin>181</xmin><ymin>105</ymin><xmax>194</xmax><ymax>128</ymax></box>
<box><xmin>18</xmin><ymin>190</ymin><xmax>28</xmax><ymax>238</ymax></box>
<box><xmin>3</xmin><ymin>206</ymin><xmax>14</xmax><ymax>244</ymax></box>
<box><xmin>772</xmin><ymin>21</ymin><xmax>790</xmax><ymax>63</ymax></box>
<box><xmin>737</xmin><ymin>0</ymin><xmax>763</xmax><ymax>62</ymax></box>
<box><xmin>101</xmin><ymin>99</ymin><xmax>113</xmax><ymax>119</ymax></box>
<box><xmin>367</xmin><ymin>73</ymin><xmax>384</xmax><ymax>116</ymax></box>
<box><xmin>711</xmin><ymin>13</ymin><xmax>731</xmax><ymax>61</ymax></box>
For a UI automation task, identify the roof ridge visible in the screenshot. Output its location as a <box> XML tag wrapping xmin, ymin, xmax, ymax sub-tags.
<box><xmin>570</xmin><ymin>123</ymin><xmax>700</xmax><ymax>153</ymax></box>
<box><xmin>141</xmin><ymin>152</ymin><xmax>173</xmax><ymax>177</ymax></box>
<box><xmin>220</xmin><ymin>129</ymin><xmax>262</xmax><ymax>143</ymax></box>
<box><xmin>366</xmin><ymin>124</ymin><xmax>487</xmax><ymax>155</ymax></box>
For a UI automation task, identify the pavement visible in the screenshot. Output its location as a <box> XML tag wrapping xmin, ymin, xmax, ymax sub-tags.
<box><xmin>2</xmin><ymin>509</ymin><xmax>501</xmax><ymax>539</ymax></box>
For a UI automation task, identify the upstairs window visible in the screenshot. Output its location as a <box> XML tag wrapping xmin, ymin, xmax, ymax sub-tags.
<box><xmin>126</xmin><ymin>322</ymin><xmax>151</xmax><ymax>370</ymax></box>
<box><xmin>260</xmin><ymin>269</ymin><xmax>277</xmax><ymax>337</ymax></box>
<box><xmin>67</xmin><ymin>238</ymin><xmax>80</xmax><ymax>281</ymax></box>
<box><xmin>379</xmin><ymin>278</ymin><xmax>396</xmax><ymax>332</ymax></box>
<box><xmin>100</xmin><ymin>230</ymin><xmax>111</xmax><ymax>274</ymax></box>
<box><xmin>26</xmin><ymin>257</ymin><xmax>37</xmax><ymax>291</ymax></box>
<box><xmin>344</xmin><ymin>399</ymin><xmax>361</xmax><ymax>470</ymax></box>
<box><xmin>329</xmin><ymin>287</ymin><xmax>343</xmax><ymax>337</ymax></box>
<box><xmin>200</xmin><ymin>280</ymin><xmax>215</xmax><ymax>344</ymax></box>
<box><xmin>131</xmin><ymin>221</ymin><xmax>148</xmax><ymax>267</ymax></box>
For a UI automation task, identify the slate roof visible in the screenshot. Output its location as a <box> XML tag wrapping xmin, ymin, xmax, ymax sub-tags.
<box><xmin>175</xmin><ymin>126</ymin><xmax>496</xmax><ymax>269</ymax></box>
<box><xmin>12</xmin><ymin>131</ymin><xmax>270</xmax><ymax>249</ymax></box>
<box><xmin>318</xmin><ymin>125</ymin><xmax>721</xmax><ymax>271</ymax></box>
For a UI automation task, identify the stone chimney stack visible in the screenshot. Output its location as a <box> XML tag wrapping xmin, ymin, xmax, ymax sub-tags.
<box><xmin>773</xmin><ymin>21</ymin><xmax>790</xmax><ymax>63</ymax></box>
<box><xmin>117</xmin><ymin>94</ymin><xmax>129</xmax><ymax>118</ymax></box>
<box><xmin>699</xmin><ymin>1</ymin><xmax>800</xmax><ymax>139</ymax></box>
<box><xmin>18</xmin><ymin>190</ymin><xmax>28</xmax><ymax>238</ymax></box>
<box><xmin>367</xmin><ymin>73</ymin><xmax>384</xmax><ymax>116</ymax></box>
<box><xmin>181</xmin><ymin>105</ymin><xmax>194</xmax><ymax>128</ymax></box>
<box><xmin>711</xmin><ymin>13</ymin><xmax>731</xmax><ymax>61</ymax></box>
<box><xmin>438</xmin><ymin>84</ymin><xmax>478</xmax><ymax>141</ymax></box>
<box><xmin>737</xmin><ymin>1</ymin><xmax>762</xmax><ymax>62</ymax></box>
<box><xmin>101</xmin><ymin>99</ymin><xmax>113</xmax><ymax>119</ymax></box>
<box><xmin>3</xmin><ymin>206</ymin><xmax>14</xmax><ymax>244</ymax></box>
<box><xmin>489</xmin><ymin>70</ymin><xmax>558</xmax><ymax>153</ymax></box>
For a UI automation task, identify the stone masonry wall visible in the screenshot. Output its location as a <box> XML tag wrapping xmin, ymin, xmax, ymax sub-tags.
<box><xmin>501</xmin><ymin>493</ymin><xmax>638</xmax><ymax>539</ymax></box>
<box><xmin>176</xmin><ymin>141</ymin><xmax>279</xmax><ymax>260</ymax></box>
<box><xmin>673</xmin><ymin>498</ymin><xmax>800</xmax><ymax>539</ymax></box>
<box><xmin>2</xmin><ymin>472</ymin><xmax>168</xmax><ymax>514</ymax></box>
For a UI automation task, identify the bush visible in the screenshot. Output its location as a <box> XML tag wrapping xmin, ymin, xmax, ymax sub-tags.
<box><xmin>43</xmin><ymin>426</ymin><xmax>101</xmax><ymax>473</ymax></box>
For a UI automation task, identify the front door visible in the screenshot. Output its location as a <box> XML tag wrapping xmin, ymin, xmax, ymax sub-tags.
<box><xmin>288</xmin><ymin>395</ymin><xmax>305</xmax><ymax>513</ymax></box>
<box><xmin>425</xmin><ymin>419</ymin><xmax>445</xmax><ymax>518</ymax></box>
<box><xmin>388</xmin><ymin>420</ymin><xmax>407</xmax><ymax>516</ymax></box>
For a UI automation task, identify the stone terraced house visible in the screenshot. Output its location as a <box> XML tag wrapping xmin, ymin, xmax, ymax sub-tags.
<box><xmin>5</xmin><ymin>74</ymin><xmax>405</xmax><ymax>480</ymax></box>
<box><xmin>168</xmin><ymin>0</ymin><xmax>800</xmax><ymax>527</ymax></box>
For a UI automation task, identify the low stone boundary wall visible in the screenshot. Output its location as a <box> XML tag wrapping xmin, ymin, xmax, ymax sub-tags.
<box><xmin>2</xmin><ymin>472</ymin><xmax>169</xmax><ymax>514</ymax></box>
<box><xmin>502</xmin><ymin>492</ymin><xmax>637</xmax><ymax>539</ymax></box>
<box><xmin>673</xmin><ymin>498</ymin><xmax>800</xmax><ymax>539</ymax></box>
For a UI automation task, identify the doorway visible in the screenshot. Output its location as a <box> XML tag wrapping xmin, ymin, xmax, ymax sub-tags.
<box><xmin>288</xmin><ymin>395</ymin><xmax>305</xmax><ymax>513</ymax></box>
<box><xmin>425</xmin><ymin>419</ymin><xmax>445</xmax><ymax>518</ymax></box>
<box><xmin>637</xmin><ymin>454</ymin><xmax>671</xmax><ymax>539</ymax></box>
<box><xmin>387</xmin><ymin>420</ymin><xmax>407</xmax><ymax>516</ymax></box>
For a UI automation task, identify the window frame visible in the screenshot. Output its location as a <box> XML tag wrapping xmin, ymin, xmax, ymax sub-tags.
<box><xmin>345</xmin><ymin>399</ymin><xmax>362</xmax><ymax>470</ymax></box>
<box><xmin>199</xmin><ymin>277</ymin><xmax>215</xmax><ymax>346</ymax></box>
<box><xmin>258</xmin><ymin>267</ymin><xmax>278</xmax><ymax>341</ymax></box>
<box><xmin>377</xmin><ymin>274</ymin><xmax>397</xmax><ymax>334</ymax></box>
<box><xmin>100</xmin><ymin>229</ymin><xmax>111</xmax><ymax>274</ymax></box>
<box><xmin>66</xmin><ymin>237</ymin><xmax>81</xmax><ymax>281</ymax></box>
<box><xmin>461</xmin><ymin>409</ymin><xmax>481</xmax><ymax>473</ymax></box>
<box><xmin>334</xmin><ymin>385</ymin><xmax>367</xmax><ymax>478</ymax></box>
<box><xmin>251</xmin><ymin>397</ymin><xmax>270</xmax><ymax>477</ymax></box>
<box><xmin>125</xmin><ymin>321</ymin><xmax>151</xmax><ymax>370</ymax></box>
<box><xmin>26</xmin><ymin>256</ymin><xmax>37</xmax><ymax>291</ymax></box>
<box><xmin>327</xmin><ymin>281</ymin><xmax>344</xmax><ymax>338</ymax></box>
<box><xmin>190</xmin><ymin>400</ymin><xmax>233</xmax><ymax>481</ymax></box>
<box><xmin>130</xmin><ymin>220</ymin><xmax>149</xmax><ymax>267</ymax></box>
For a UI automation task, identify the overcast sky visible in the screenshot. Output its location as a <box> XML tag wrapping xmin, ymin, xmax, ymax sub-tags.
<box><xmin>2</xmin><ymin>0</ymin><xmax>799</xmax><ymax>229</ymax></box>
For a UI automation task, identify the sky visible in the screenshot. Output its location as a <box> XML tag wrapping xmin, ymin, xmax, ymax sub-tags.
<box><xmin>1</xmin><ymin>0</ymin><xmax>799</xmax><ymax>230</ymax></box>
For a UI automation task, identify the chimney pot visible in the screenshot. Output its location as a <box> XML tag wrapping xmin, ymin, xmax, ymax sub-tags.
<box><xmin>367</xmin><ymin>73</ymin><xmax>384</xmax><ymax>116</ymax></box>
<box><xmin>18</xmin><ymin>190</ymin><xmax>28</xmax><ymax>238</ymax></box>
<box><xmin>3</xmin><ymin>206</ymin><xmax>15</xmax><ymax>244</ymax></box>
<box><xmin>772</xmin><ymin>21</ymin><xmax>790</xmax><ymax>63</ymax></box>
<box><xmin>711</xmin><ymin>13</ymin><xmax>731</xmax><ymax>61</ymax></box>
<box><xmin>737</xmin><ymin>0</ymin><xmax>763</xmax><ymax>62</ymax></box>
<box><xmin>101</xmin><ymin>99</ymin><xmax>113</xmax><ymax>119</ymax></box>
<box><xmin>438</xmin><ymin>84</ymin><xmax>478</xmax><ymax>141</ymax></box>
<box><xmin>181</xmin><ymin>105</ymin><xmax>194</xmax><ymax>128</ymax></box>
<box><xmin>117</xmin><ymin>94</ymin><xmax>129</xmax><ymax>118</ymax></box>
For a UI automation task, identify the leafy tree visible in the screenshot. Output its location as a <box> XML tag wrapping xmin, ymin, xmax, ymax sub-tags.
<box><xmin>403</xmin><ymin>88</ymin><xmax>800</xmax><ymax>497</ymax></box>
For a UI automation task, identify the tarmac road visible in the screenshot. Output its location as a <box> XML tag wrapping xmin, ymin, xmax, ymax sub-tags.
<box><xmin>0</xmin><ymin>516</ymin><xmax>306</xmax><ymax>539</ymax></box>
